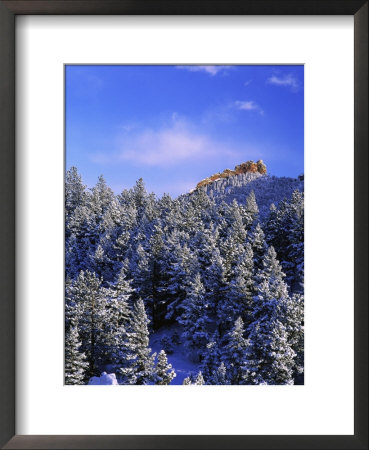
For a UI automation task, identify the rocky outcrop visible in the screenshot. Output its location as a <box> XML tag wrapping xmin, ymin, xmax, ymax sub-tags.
<box><xmin>196</xmin><ymin>160</ymin><xmax>267</xmax><ymax>189</ymax></box>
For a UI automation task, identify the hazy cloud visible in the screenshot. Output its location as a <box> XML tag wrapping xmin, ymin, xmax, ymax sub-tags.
<box><xmin>235</xmin><ymin>100</ymin><xmax>264</xmax><ymax>115</ymax></box>
<box><xmin>91</xmin><ymin>118</ymin><xmax>242</xmax><ymax>168</ymax></box>
<box><xmin>176</xmin><ymin>65</ymin><xmax>233</xmax><ymax>76</ymax></box>
<box><xmin>267</xmin><ymin>74</ymin><xmax>301</xmax><ymax>92</ymax></box>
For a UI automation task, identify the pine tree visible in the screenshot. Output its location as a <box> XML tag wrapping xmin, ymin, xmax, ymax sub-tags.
<box><xmin>155</xmin><ymin>350</ymin><xmax>176</xmax><ymax>385</ymax></box>
<box><xmin>192</xmin><ymin>225</ymin><xmax>219</xmax><ymax>275</ymax></box>
<box><xmin>245</xmin><ymin>246</ymin><xmax>298</xmax><ymax>385</ymax></box>
<box><xmin>281</xmin><ymin>293</ymin><xmax>304</xmax><ymax>380</ymax></box>
<box><xmin>178</xmin><ymin>274</ymin><xmax>210</xmax><ymax>361</ymax></box>
<box><xmin>253</xmin><ymin>246</ymin><xmax>289</xmax><ymax>320</ymax></box>
<box><xmin>285</xmin><ymin>190</ymin><xmax>304</xmax><ymax>291</ymax></box>
<box><xmin>148</xmin><ymin>225</ymin><xmax>166</xmax><ymax>323</ymax></box>
<box><xmin>237</xmin><ymin>242</ymin><xmax>255</xmax><ymax>324</ymax></box>
<box><xmin>205</xmin><ymin>247</ymin><xmax>227</xmax><ymax>316</ymax></box>
<box><xmin>91</xmin><ymin>174</ymin><xmax>115</xmax><ymax>219</ymax></box>
<box><xmin>219</xmin><ymin>234</ymin><xmax>239</xmax><ymax>280</ymax></box>
<box><xmin>120</xmin><ymin>298</ymin><xmax>156</xmax><ymax>384</ymax></box>
<box><xmin>263</xmin><ymin>191</ymin><xmax>304</xmax><ymax>292</ymax></box>
<box><xmin>264</xmin><ymin>203</ymin><xmax>279</xmax><ymax>244</ymax></box>
<box><xmin>66</xmin><ymin>205</ymin><xmax>96</xmax><ymax>277</ymax></box>
<box><xmin>229</xmin><ymin>199</ymin><xmax>247</xmax><ymax>244</ymax></box>
<box><xmin>65</xmin><ymin>166</ymin><xmax>87</xmax><ymax>225</ymax></box>
<box><xmin>164</xmin><ymin>242</ymin><xmax>198</xmax><ymax>322</ymax></box>
<box><xmin>65</xmin><ymin>319</ymin><xmax>89</xmax><ymax>385</ymax></box>
<box><xmin>68</xmin><ymin>270</ymin><xmax>105</xmax><ymax>378</ymax></box>
<box><xmin>245</xmin><ymin>190</ymin><xmax>259</xmax><ymax>225</ymax></box>
<box><xmin>223</xmin><ymin>317</ymin><xmax>249</xmax><ymax>384</ymax></box>
<box><xmin>133</xmin><ymin>177</ymin><xmax>147</xmax><ymax>211</ymax></box>
<box><xmin>246</xmin><ymin>313</ymin><xmax>296</xmax><ymax>385</ymax></box>
<box><xmin>217</xmin><ymin>244</ymin><xmax>255</xmax><ymax>332</ymax></box>
<box><xmin>211</xmin><ymin>362</ymin><xmax>229</xmax><ymax>385</ymax></box>
<box><xmin>194</xmin><ymin>371</ymin><xmax>205</xmax><ymax>385</ymax></box>
<box><xmin>248</xmin><ymin>223</ymin><xmax>268</xmax><ymax>271</ymax></box>
<box><xmin>130</xmin><ymin>244</ymin><xmax>153</xmax><ymax>321</ymax></box>
<box><xmin>102</xmin><ymin>266</ymin><xmax>135</xmax><ymax>372</ymax></box>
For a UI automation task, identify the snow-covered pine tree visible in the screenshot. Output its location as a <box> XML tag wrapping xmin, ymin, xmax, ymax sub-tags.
<box><xmin>219</xmin><ymin>234</ymin><xmax>239</xmax><ymax>281</ymax></box>
<box><xmin>102</xmin><ymin>266</ymin><xmax>135</xmax><ymax>372</ymax></box>
<box><xmin>245</xmin><ymin>312</ymin><xmax>296</xmax><ymax>385</ymax></box>
<box><xmin>248</xmin><ymin>222</ymin><xmax>268</xmax><ymax>272</ymax></box>
<box><xmin>133</xmin><ymin>177</ymin><xmax>148</xmax><ymax>214</ymax></box>
<box><xmin>191</xmin><ymin>224</ymin><xmax>219</xmax><ymax>276</ymax></box>
<box><xmin>253</xmin><ymin>246</ymin><xmax>288</xmax><ymax>319</ymax></box>
<box><xmin>144</xmin><ymin>192</ymin><xmax>159</xmax><ymax>223</ymax></box>
<box><xmin>66</xmin><ymin>205</ymin><xmax>96</xmax><ymax>278</ymax></box>
<box><xmin>90</xmin><ymin>244</ymin><xmax>106</xmax><ymax>280</ymax></box>
<box><xmin>130</xmin><ymin>243</ymin><xmax>153</xmax><ymax>322</ymax></box>
<box><xmin>92</xmin><ymin>198</ymin><xmax>128</xmax><ymax>283</ymax></box>
<box><xmin>194</xmin><ymin>371</ymin><xmax>205</xmax><ymax>385</ymax></box>
<box><xmin>280</xmin><ymin>292</ymin><xmax>304</xmax><ymax>380</ymax></box>
<box><xmin>148</xmin><ymin>225</ymin><xmax>166</xmax><ymax>326</ymax></box>
<box><xmin>263</xmin><ymin>190</ymin><xmax>304</xmax><ymax>292</ymax></box>
<box><xmin>223</xmin><ymin>317</ymin><xmax>249</xmax><ymax>384</ymax></box>
<box><xmin>155</xmin><ymin>350</ymin><xmax>176</xmax><ymax>385</ymax></box>
<box><xmin>229</xmin><ymin>199</ymin><xmax>247</xmax><ymax>245</ymax></box>
<box><xmin>178</xmin><ymin>273</ymin><xmax>210</xmax><ymax>361</ymax></box>
<box><xmin>164</xmin><ymin>241</ymin><xmax>199</xmax><ymax>322</ymax></box>
<box><xmin>264</xmin><ymin>203</ymin><xmax>279</xmax><ymax>245</ymax></box>
<box><xmin>65</xmin><ymin>166</ymin><xmax>87</xmax><ymax>226</ymax></box>
<box><xmin>68</xmin><ymin>270</ymin><xmax>105</xmax><ymax>378</ymax></box>
<box><xmin>91</xmin><ymin>174</ymin><xmax>115</xmax><ymax>220</ymax></box>
<box><xmin>65</xmin><ymin>276</ymin><xmax>75</xmax><ymax>329</ymax></box>
<box><xmin>244</xmin><ymin>190</ymin><xmax>259</xmax><ymax>226</ymax></box>
<box><xmin>217</xmin><ymin>244</ymin><xmax>255</xmax><ymax>333</ymax></box>
<box><xmin>285</xmin><ymin>190</ymin><xmax>304</xmax><ymax>292</ymax></box>
<box><xmin>205</xmin><ymin>247</ymin><xmax>227</xmax><ymax>316</ymax></box>
<box><xmin>211</xmin><ymin>362</ymin><xmax>229</xmax><ymax>385</ymax></box>
<box><xmin>65</xmin><ymin>318</ymin><xmax>89</xmax><ymax>385</ymax></box>
<box><xmin>120</xmin><ymin>298</ymin><xmax>156</xmax><ymax>385</ymax></box>
<box><xmin>245</xmin><ymin>246</ymin><xmax>297</xmax><ymax>384</ymax></box>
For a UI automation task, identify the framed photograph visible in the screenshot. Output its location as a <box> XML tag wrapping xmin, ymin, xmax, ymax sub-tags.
<box><xmin>0</xmin><ymin>1</ymin><xmax>367</xmax><ymax>449</ymax></box>
<box><xmin>64</xmin><ymin>62</ymin><xmax>304</xmax><ymax>389</ymax></box>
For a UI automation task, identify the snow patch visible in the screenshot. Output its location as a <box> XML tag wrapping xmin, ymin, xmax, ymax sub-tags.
<box><xmin>88</xmin><ymin>372</ymin><xmax>119</xmax><ymax>385</ymax></box>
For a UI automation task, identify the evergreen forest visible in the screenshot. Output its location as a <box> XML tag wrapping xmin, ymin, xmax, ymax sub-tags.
<box><xmin>65</xmin><ymin>165</ymin><xmax>304</xmax><ymax>385</ymax></box>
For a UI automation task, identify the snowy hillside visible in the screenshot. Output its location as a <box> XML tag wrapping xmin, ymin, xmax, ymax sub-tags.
<box><xmin>194</xmin><ymin>172</ymin><xmax>304</xmax><ymax>220</ymax></box>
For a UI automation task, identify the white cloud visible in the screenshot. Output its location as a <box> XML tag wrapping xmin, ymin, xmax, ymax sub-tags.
<box><xmin>91</xmin><ymin>119</ymin><xmax>242</xmax><ymax>168</ymax></box>
<box><xmin>267</xmin><ymin>74</ymin><xmax>300</xmax><ymax>92</ymax></box>
<box><xmin>235</xmin><ymin>100</ymin><xmax>264</xmax><ymax>115</ymax></box>
<box><xmin>176</xmin><ymin>65</ymin><xmax>233</xmax><ymax>76</ymax></box>
<box><xmin>244</xmin><ymin>79</ymin><xmax>253</xmax><ymax>87</ymax></box>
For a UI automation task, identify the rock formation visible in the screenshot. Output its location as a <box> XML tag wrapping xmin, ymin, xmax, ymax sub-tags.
<box><xmin>196</xmin><ymin>160</ymin><xmax>267</xmax><ymax>189</ymax></box>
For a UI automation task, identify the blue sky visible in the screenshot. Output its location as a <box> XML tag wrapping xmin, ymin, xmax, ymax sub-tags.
<box><xmin>66</xmin><ymin>65</ymin><xmax>304</xmax><ymax>197</ymax></box>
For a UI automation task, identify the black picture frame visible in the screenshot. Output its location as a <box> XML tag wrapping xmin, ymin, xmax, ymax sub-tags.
<box><xmin>0</xmin><ymin>1</ymin><xmax>367</xmax><ymax>449</ymax></box>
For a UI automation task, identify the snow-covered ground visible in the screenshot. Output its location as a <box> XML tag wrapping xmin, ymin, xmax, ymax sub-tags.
<box><xmin>89</xmin><ymin>372</ymin><xmax>119</xmax><ymax>385</ymax></box>
<box><xmin>150</xmin><ymin>324</ymin><xmax>200</xmax><ymax>385</ymax></box>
